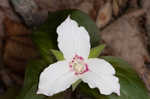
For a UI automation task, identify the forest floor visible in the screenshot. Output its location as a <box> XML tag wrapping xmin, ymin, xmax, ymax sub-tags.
<box><xmin>0</xmin><ymin>0</ymin><xmax>150</xmax><ymax>99</ymax></box>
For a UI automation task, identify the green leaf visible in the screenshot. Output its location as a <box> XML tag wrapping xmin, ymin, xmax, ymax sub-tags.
<box><xmin>51</xmin><ymin>49</ymin><xmax>64</xmax><ymax>61</ymax></box>
<box><xmin>16</xmin><ymin>59</ymin><xmax>66</xmax><ymax>99</ymax></box>
<box><xmin>50</xmin><ymin>45</ymin><xmax>105</xmax><ymax>91</ymax></box>
<box><xmin>70</xmin><ymin>10</ymin><xmax>100</xmax><ymax>47</ymax></box>
<box><xmin>18</xmin><ymin>9</ymin><xmax>100</xmax><ymax>99</ymax></box>
<box><xmin>46</xmin><ymin>93</ymin><xmax>64</xmax><ymax>99</ymax></box>
<box><xmin>78</xmin><ymin>56</ymin><xmax>150</xmax><ymax>99</ymax></box>
<box><xmin>16</xmin><ymin>60</ymin><xmax>47</xmax><ymax>99</ymax></box>
<box><xmin>31</xmin><ymin>9</ymin><xmax>100</xmax><ymax>63</ymax></box>
<box><xmin>88</xmin><ymin>44</ymin><xmax>105</xmax><ymax>58</ymax></box>
<box><xmin>72</xmin><ymin>79</ymin><xmax>82</xmax><ymax>91</ymax></box>
<box><xmin>0</xmin><ymin>87</ymin><xmax>20</xmax><ymax>99</ymax></box>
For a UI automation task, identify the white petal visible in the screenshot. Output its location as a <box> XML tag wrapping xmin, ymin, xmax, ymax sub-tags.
<box><xmin>86</xmin><ymin>58</ymin><xmax>115</xmax><ymax>75</ymax></box>
<box><xmin>37</xmin><ymin>61</ymin><xmax>78</xmax><ymax>96</ymax></box>
<box><xmin>81</xmin><ymin>71</ymin><xmax>120</xmax><ymax>95</ymax></box>
<box><xmin>80</xmin><ymin>58</ymin><xmax>120</xmax><ymax>95</ymax></box>
<box><xmin>57</xmin><ymin>16</ymin><xmax>90</xmax><ymax>60</ymax></box>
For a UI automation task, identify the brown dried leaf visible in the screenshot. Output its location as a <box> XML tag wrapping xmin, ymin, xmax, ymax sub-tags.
<box><xmin>0</xmin><ymin>0</ymin><xmax>19</xmax><ymax>37</ymax></box>
<box><xmin>35</xmin><ymin>0</ymin><xmax>94</xmax><ymax>14</ymax></box>
<box><xmin>112</xmin><ymin>0</ymin><xmax>119</xmax><ymax>16</ymax></box>
<box><xmin>96</xmin><ymin>2</ymin><xmax>112</xmax><ymax>28</ymax></box>
<box><xmin>141</xmin><ymin>0</ymin><xmax>150</xmax><ymax>32</ymax></box>
<box><xmin>4</xmin><ymin>57</ymin><xmax>27</xmax><ymax>73</ymax></box>
<box><xmin>0</xmin><ymin>38</ymin><xmax>2</xmax><ymax>50</ymax></box>
<box><xmin>3</xmin><ymin>17</ymin><xmax>38</xmax><ymax>73</ymax></box>
<box><xmin>100</xmin><ymin>11</ymin><xmax>150</xmax><ymax>90</ymax></box>
<box><xmin>0</xmin><ymin>0</ymin><xmax>11</xmax><ymax>8</ymax></box>
<box><xmin>142</xmin><ymin>0</ymin><xmax>150</xmax><ymax>10</ymax></box>
<box><xmin>3</xmin><ymin>17</ymin><xmax>31</xmax><ymax>36</ymax></box>
<box><xmin>77</xmin><ymin>1</ymin><xmax>93</xmax><ymax>15</ymax></box>
<box><xmin>5</xmin><ymin>37</ymin><xmax>37</xmax><ymax>60</ymax></box>
<box><xmin>91</xmin><ymin>0</ymin><xmax>105</xmax><ymax>20</ymax></box>
<box><xmin>4</xmin><ymin>38</ymin><xmax>38</xmax><ymax>73</ymax></box>
<box><xmin>0</xmin><ymin>11</ymin><xmax>4</xmax><ymax>37</ymax></box>
<box><xmin>118</xmin><ymin>0</ymin><xmax>128</xmax><ymax>8</ymax></box>
<box><xmin>35</xmin><ymin>0</ymin><xmax>99</xmax><ymax>22</ymax></box>
<box><xmin>129</xmin><ymin>0</ymin><xmax>138</xmax><ymax>8</ymax></box>
<box><xmin>35</xmin><ymin>0</ymin><xmax>72</xmax><ymax>11</ymax></box>
<box><xmin>0</xmin><ymin>0</ymin><xmax>19</xmax><ymax>21</ymax></box>
<box><xmin>0</xmin><ymin>70</ymin><xmax>13</xmax><ymax>87</ymax></box>
<box><xmin>0</xmin><ymin>0</ymin><xmax>20</xmax><ymax>87</ymax></box>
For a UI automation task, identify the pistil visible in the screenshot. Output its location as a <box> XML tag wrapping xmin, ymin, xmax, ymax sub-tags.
<box><xmin>69</xmin><ymin>54</ymin><xmax>89</xmax><ymax>75</ymax></box>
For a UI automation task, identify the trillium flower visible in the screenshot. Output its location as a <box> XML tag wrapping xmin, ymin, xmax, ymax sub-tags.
<box><xmin>37</xmin><ymin>16</ymin><xmax>120</xmax><ymax>96</ymax></box>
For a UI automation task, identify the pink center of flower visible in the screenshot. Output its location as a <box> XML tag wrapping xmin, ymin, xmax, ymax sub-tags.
<box><xmin>69</xmin><ymin>54</ymin><xmax>89</xmax><ymax>75</ymax></box>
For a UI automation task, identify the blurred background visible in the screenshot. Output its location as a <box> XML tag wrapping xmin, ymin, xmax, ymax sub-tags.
<box><xmin>0</xmin><ymin>0</ymin><xmax>150</xmax><ymax>98</ymax></box>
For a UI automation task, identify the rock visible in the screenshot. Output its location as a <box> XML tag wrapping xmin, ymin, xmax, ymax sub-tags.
<box><xmin>11</xmin><ymin>0</ymin><xmax>48</xmax><ymax>26</ymax></box>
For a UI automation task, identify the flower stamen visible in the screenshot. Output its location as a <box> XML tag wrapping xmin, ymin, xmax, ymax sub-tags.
<box><xmin>69</xmin><ymin>54</ymin><xmax>89</xmax><ymax>75</ymax></box>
